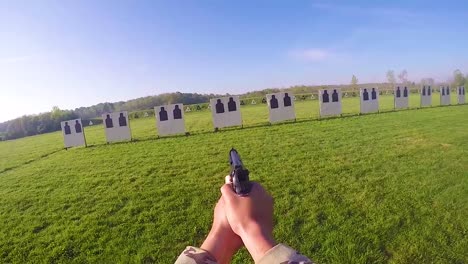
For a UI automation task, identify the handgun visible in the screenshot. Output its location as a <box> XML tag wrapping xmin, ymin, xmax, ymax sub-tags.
<box><xmin>229</xmin><ymin>148</ymin><xmax>252</xmax><ymax>196</ymax></box>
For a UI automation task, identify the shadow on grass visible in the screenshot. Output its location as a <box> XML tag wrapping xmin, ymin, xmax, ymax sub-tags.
<box><xmin>0</xmin><ymin>148</ymin><xmax>64</xmax><ymax>175</ymax></box>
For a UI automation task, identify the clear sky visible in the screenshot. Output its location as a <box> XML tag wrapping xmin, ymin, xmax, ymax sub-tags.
<box><xmin>1</xmin><ymin>0</ymin><xmax>467</xmax><ymax>122</ymax></box>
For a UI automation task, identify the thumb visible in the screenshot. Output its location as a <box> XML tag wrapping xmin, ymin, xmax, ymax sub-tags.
<box><xmin>224</xmin><ymin>175</ymin><xmax>232</xmax><ymax>184</ymax></box>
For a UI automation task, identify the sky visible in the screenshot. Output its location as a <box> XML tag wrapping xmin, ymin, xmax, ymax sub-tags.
<box><xmin>0</xmin><ymin>0</ymin><xmax>467</xmax><ymax>122</ymax></box>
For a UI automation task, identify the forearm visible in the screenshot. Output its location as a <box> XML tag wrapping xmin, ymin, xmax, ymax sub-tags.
<box><xmin>200</xmin><ymin>227</ymin><xmax>239</xmax><ymax>264</ymax></box>
<box><xmin>239</xmin><ymin>223</ymin><xmax>276</xmax><ymax>263</ymax></box>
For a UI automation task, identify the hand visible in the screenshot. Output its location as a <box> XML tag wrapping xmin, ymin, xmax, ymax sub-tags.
<box><xmin>200</xmin><ymin>198</ymin><xmax>243</xmax><ymax>264</ymax></box>
<box><xmin>220</xmin><ymin>180</ymin><xmax>276</xmax><ymax>263</ymax></box>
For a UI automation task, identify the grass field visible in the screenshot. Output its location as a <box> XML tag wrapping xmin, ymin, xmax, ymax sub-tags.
<box><xmin>1</xmin><ymin>94</ymin><xmax>467</xmax><ymax>263</ymax></box>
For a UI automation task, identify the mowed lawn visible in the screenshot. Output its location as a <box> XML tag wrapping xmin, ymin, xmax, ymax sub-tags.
<box><xmin>0</xmin><ymin>94</ymin><xmax>467</xmax><ymax>263</ymax></box>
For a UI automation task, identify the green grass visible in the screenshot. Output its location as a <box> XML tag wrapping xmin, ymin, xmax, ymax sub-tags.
<box><xmin>0</xmin><ymin>94</ymin><xmax>467</xmax><ymax>263</ymax></box>
<box><xmin>0</xmin><ymin>132</ymin><xmax>63</xmax><ymax>173</ymax></box>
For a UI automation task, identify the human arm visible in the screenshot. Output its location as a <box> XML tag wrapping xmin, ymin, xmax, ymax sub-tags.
<box><xmin>175</xmin><ymin>199</ymin><xmax>243</xmax><ymax>264</ymax></box>
<box><xmin>220</xmin><ymin>181</ymin><xmax>314</xmax><ymax>264</ymax></box>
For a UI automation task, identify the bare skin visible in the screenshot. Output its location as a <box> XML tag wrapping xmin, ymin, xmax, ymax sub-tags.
<box><xmin>220</xmin><ymin>180</ymin><xmax>276</xmax><ymax>263</ymax></box>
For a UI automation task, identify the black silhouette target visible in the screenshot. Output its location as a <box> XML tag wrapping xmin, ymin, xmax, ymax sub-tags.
<box><xmin>75</xmin><ymin>120</ymin><xmax>82</xmax><ymax>133</ymax></box>
<box><xmin>64</xmin><ymin>122</ymin><xmax>71</xmax><ymax>135</ymax></box>
<box><xmin>159</xmin><ymin>107</ymin><xmax>168</xmax><ymax>121</ymax></box>
<box><xmin>215</xmin><ymin>99</ymin><xmax>224</xmax><ymax>114</ymax></box>
<box><xmin>105</xmin><ymin>114</ymin><xmax>113</xmax><ymax>128</ymax></box>
<box><xmin>283</xmin><ymin>93</ymin><xmax>292</xmax><ymax>107</ymax></box>
<box><xmin>119</xmin><ymin>113</ymin><xmax>127</xmax><ymax>126</ymax></box>
<box><xmin>371</xmin><ymin>88</ymin><xmax>377</xmax><ymax>100</ymax></box>
<box><xmin>332</xmin><ymin>90</ymin><xmax>339</xmax><ymax>102</ymax></box>
<box><xmin>228</xmin><ymin>97</ymin><xmax>237</xmax><ymax>112</ymax></box>
<box><xmin>363</xmin><ymin>89</ymin><xmax>369</xmax><ymax>101</ymax></box>
<box><xmin>270</xmin><ymin>95</ymin><xmax>279</xmax><ymax>109</ymax></box>
<box><xmin>173</xmin><ymin>105</ymin><xmax>182</xmax><ymax>119</ymax></box>
<box><xmin>322</xmin><ymin>90</ymin><xmax>329</xmax><ymax>103</ymax></box>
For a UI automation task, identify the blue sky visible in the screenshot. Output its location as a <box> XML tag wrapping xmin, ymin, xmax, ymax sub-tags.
<box><xmin>0</xmin><ymin>0</ymin><xmax>467</xmax><ymax>122</ymax></box>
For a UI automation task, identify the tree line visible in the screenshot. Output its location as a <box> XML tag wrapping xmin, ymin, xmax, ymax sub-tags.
<box><xmin>1</xmin><ymin>69</ymin><xmax>467</xmax><ymax>141</ymax></box>
<box><xmin>0</xmin><ymin>92</ymin><xmax>216</xmax><ymax>141</ymax></box>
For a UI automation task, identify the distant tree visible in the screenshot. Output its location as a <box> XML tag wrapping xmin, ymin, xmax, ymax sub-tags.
<box><xmin>102</xmin><ymin>102</ymin><xmax>115</xmax><ymax>113</ymax></box>
<box><xmin>51</xmin><ymin>106</ymin><xmax>62</xmax><ymax>119</ymax></box>
<box><xmin>351</xmin><ymin>75</ymin><xmax>358</xmax><ymax>91</ymax></box>
<box><xmin>453</xmin><ymin>69</ymin><xmax>466</xmax><ymax>87</ymax></box>
<box><xmin>4</xmin><ymin>91</ymin><xmax>228</xmax><ymax>140</ymax></box>
<box><xmin>398</xmin><ymin>70</ymin><xmax>408</xmax><ymax>85</ymax></box>
<box><xmin>386</xmin><ymin>70</ymin><xmax>396</xmax><ymax>89</ymax></box>
<box><xmin>421</xmin><ymin>78</ymin><xmax>435</xmax><ymax>86</ymax></box>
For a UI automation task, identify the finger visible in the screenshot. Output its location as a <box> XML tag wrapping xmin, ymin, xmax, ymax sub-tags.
<box><xmin>217</xmin><ymin>196</ymin><xmax>224</xmax><ymax>206</ymax></box>
<box><xmin>250</xmin><ymin>182</ymin><xmax>269</xmax><ymax>195</ymax></box>
<box><xmin>249</xmin><ymin>182</ymin><xmax>273</xmax><ymax>201</ymax></box>
<box><xmin>220</xmin><ymin>183</ymin><xmax>236</xmax><ymax>202</ymax></box>
<box><xmin>225</xmin><ymin>175</ymin><xmax>232</xmax><ymax>184</ymax></box>
<box><xmin>248</xmin><ymin>181</ymin><xmax>262</xmax><ymax>194</ymax></box>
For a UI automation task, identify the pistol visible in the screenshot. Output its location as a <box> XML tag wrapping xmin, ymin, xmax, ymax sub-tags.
<box><xmin>229</xmin><ymin>148</ymin><xmax>252</xmax><ymax>195</ymax></box>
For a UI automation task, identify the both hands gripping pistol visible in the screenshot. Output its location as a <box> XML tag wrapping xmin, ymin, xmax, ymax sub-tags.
<box><xmin>229</xmin><ymin>148</ymin><xmax>252</xmax><ymax>196</ymax></box>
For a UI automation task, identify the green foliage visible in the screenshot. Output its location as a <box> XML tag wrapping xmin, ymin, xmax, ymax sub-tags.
<box><xmin>128</xmin><ymin>110</ymin><xmax>154</xmax><ymax>120</ymax></box>
<box><xmin>0</xmin><ymin>96</ymin><xmax>467</xmax><ymax>263</ymax></box>
<box><xmin>0</xmin><ymin>93</ymin><xmax>217</xmax><ymax>141</ymax></box>
<box><xmin>242</xmin><ymin>88</ymin><xmax>281</xmax><ymax>98</ymax></box>
<box><xmin>453</xmin><ymin>69</ymin><xmax>466</xmax><ymax>87</ymax></box>
<box><xmin>96</xmin><ymin>92</ymin><xmax>218</xmax><ymax>117</ymax></box>
<box><xmin>0</xmin><ymin>109</ymin><xmax>78</xmax><ymax>140</ymax></box>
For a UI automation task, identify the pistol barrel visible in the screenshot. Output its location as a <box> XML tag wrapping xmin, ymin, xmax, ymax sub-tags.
<box><xmin>229</xmin><ymin>148</ymin><xmax>251</xmax><ymax>195</ymax></box>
